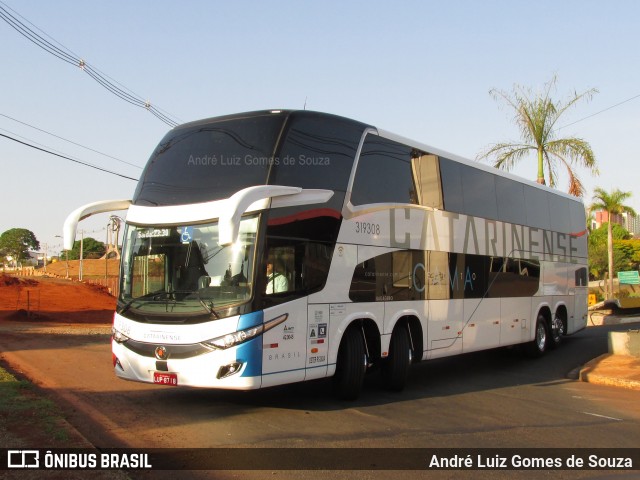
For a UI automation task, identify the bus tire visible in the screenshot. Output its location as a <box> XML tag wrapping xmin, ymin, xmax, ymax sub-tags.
<box><xmin>333</xmin><ymin>327</ymin><xmax>367</xmax><ymax>401</ymax></box>
<box><xmin>549</xmin><ymin>312</ymin><xmax>565</xmax><ymax>349</ymax></box>
<box><xmin>381</xmin><ymin>325</ymin><xmax>412</xmax><ymax>392</ymax></box>
<box><xmin>526</xmin><ymin>314</ymin><xmax>549</xmax><ymax>358</ymax></box>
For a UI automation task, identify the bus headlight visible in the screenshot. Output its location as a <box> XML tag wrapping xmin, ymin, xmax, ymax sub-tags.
<box><xmin>206</xmin><ymin>326</ymin><xmax>262</xmax><ymax>349</ymax></box>
<box><xmin>202</xmin><ymin>313</ymin><xmax>288</xmax><ymax>350</ymax></box>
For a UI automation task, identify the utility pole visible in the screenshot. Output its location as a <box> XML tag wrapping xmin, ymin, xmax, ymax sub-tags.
<box><xmin>55</xmin><ymin>235</ymin><xmax>69</xmax><ymax>279</ymax></box>
<box><xmin>43</xmin><ymin>243</ymin><xmax>47</xmax><ymax>273</ymax></box>
<box><xmin>79</xmin><ymin>229</ymin><xmax>84</xmax><ymax>281</ymax></box>
<box><xmin>105</xmin><ymin>216</ymin><xmax>122</xmax><ymax>281</ymax></box>
<box><xmin>105</xmin><ymin>220</ymin><xmax>110</xmax><ymax>281</ymax></box>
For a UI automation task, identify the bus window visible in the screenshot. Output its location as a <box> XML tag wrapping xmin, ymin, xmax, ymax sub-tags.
<box><xmin>262</xmin><ymin>206</ymin><xmax>336</xmax><ymax>304</ymax></box>
<box><xmin>439</xmin><ymin>158</ymin><xmax>464</xmax><ymax>214</ymax></box>
<box><xmin>132</xmin><ymin>254</ymin><xmax>166</xmax><ymax>298</ymax></box>
<box><xmin>461</xmin><ymin>167</ymin><xmax>498</xmax><ymax>221</ymax></box>
<box><xmin>495</xmin><ymin>176</ymin><xmax>525</xmax><ymax>225</ymax></box>
<box><xmin>351</xmin><ymin>135</ymin><xmax>416</xmax><ymax>205</ymax></box>
<box><xmin>524</xmin><ymin>185</ymin><xmax>551</xmax><ymax>230</ymax></box>
<box><xmin>411</xmin><ymin>153</ymin><xmax>443</xmax><ymax>209</ymax></box>
<box><xmin>265</xmin><ymin>247</ymin><xmax>292</xmax><ymax>294</ymax></box>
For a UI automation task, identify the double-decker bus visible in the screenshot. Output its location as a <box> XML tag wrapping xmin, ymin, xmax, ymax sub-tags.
<box><xmin>64</xmin><ymin>110</ymin><xmax>588</xmax><ymax>399</ymax></box>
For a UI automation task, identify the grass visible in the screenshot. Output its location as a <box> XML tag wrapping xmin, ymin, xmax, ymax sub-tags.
<box><xmin>0</xmin><ymin>366</ymin><xmax>133</xmax><ymax>479</ymax></box>
<box><xmin>0</xmin><ymin>365</ymin><xmax>69</xmax><ymax>446</ymax></box>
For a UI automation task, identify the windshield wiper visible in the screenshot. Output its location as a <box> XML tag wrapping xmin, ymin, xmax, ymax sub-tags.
<box><xmin>119</xmin><ymin>291</ymin><xmax>175</xmax><ymax>314</ymax></box>
<box><xmin>196</xmin><ymin>290</ymin><xmax>220</xmax><ymax>319</ymax></box>
<box><xmin>120</xmin><ymin>290</ymin><xmax>221</xmax><ymax>318</ymax></box>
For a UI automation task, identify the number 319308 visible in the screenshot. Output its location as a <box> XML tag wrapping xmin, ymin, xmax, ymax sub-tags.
<box><xmin>355</xmin><ymin>221</ymin><xmax>380</xmax><ymax>236</ymax></box>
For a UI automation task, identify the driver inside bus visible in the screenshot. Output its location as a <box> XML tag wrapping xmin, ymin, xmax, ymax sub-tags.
<box><xmin>266</xmin><ymin>257</ymin><xmax>288</xmax><ymax>294</ymax></box>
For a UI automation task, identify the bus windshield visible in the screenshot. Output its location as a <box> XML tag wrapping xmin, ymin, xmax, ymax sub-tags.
<box><xmin>118</xmin><ymin>215</ymin><xmax>259</xmax><ymax>318</ymax></box>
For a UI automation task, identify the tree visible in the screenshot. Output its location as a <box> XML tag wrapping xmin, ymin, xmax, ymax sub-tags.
<box><xmin>478</xmin><ymin>75</ymin><xmax>599</xmax><ymax>197</ymax></box>
<box><xmin>588</xmin><ymin>222</ymin><xmax>631</xmax><ymax>247</ymax></box>
<box><xmin>590</xmin><ymin>188</ymin><xmax>636</xmax><ymax>299</ymax></box>
<box><xmin>616</xmin><ymin>239</ymin><xmax>640</xmax><ymax>273</ymax></box>
<box><xmin>66</xmin><ymin>237</ymin><xmax>106</xmax><ymax>260</ymax></box>
<box><xmin>588</xmin><ymin>223</ymin><xmax>631</xmax><ymax>280</ymax></box>
<box><xmin>0</xmin><ymin>228</ymin><xmax>40</xmax><ymax>268</ymax></box>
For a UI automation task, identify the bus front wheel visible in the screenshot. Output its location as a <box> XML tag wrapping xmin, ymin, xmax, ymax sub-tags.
<box><xmin>333</xmin><ymin>327</ymin><xmax>367</xmax><ymax>400</ymax></box>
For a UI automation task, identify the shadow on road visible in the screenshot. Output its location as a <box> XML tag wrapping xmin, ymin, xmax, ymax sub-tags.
<box><xmin>73</xmin><ymin>322</ymin><xmax>635</xmax><ymax>418</ymax></box>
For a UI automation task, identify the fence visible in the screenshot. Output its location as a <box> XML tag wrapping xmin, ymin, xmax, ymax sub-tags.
<box><xmin>15</xmin><ymin>288</ymin><xmax>41</xmax><ymax>314</ymax></box>
<box><xmin>84</xmin><ymin>277</ymin><xmax>120</xmax><ymax>298</ymax></box>
<box><xmin>13</xmin><ymin>268</ymin><xmax>121</xmax><ymax>298</ymax></box>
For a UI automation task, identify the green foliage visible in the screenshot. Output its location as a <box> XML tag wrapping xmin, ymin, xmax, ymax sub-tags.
<box><xmin>478</xmin><ymin>75</ymin><xmax>599</xmax><ymax>197</ymax></box>
<box><xmin>588</xmin><ymin>187</ymin><xmax>636</xmax><ymax>298</ymax></box>
<box><xmin>65</xmin><ymin>237</ymin><xmax>106</xmax><ymax>260</ymax></box>
<box><xmin>0</xmin><ymin>228</ymin><xmax>40</xmax><ymax>266</ymax></box>
<box><xmin>617</xmin><ymin>239</ymin><xmax>640</xmax><ymax>271</ymax></box>
<box><xmin>588</xmin><ymin>225</ymin><xmax>638</xmax><ymax>280</ymax></box>
<box><xmin>588</xmin><ymin>241</ymin><xmax>632</xmax><ymax>280</ymax></box>
<box><xmin>588</xmin><ymin>223</ymin><xmax>631</xmax><ymax>247</ymax></box>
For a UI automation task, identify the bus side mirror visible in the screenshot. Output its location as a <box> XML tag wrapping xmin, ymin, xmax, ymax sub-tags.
<box><xmin>63</xmin><ymin>199</ymin><xmax>132</xmax><ymax>250</ymax></box>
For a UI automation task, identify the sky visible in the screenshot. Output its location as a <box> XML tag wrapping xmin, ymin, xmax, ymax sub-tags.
<box><xmin>1</xmin><ymin>0</ymin><xmax>639</xmax><ymax>256</ymax></box>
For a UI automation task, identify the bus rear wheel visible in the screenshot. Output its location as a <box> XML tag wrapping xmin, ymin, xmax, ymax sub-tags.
<box><xmin>381</xmin><ymin>325</ymin><xmax>412</xmax><ymax>392</ymax></box>
<box><xmin>526</xmin><ymin>314</ymin><xmax>549</xmax><ymax>358</ymax></box>
<box><xmin>549</xmin><ymin>312</ymin><xmax>565</xmax><ymax>349</ymax></box>
<box><xmin>333</xmin><ymin>327</ymin><xmax>367</xmax><ymax>400</ymax></box>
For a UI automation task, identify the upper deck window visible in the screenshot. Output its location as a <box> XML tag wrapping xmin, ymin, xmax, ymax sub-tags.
<box><xmin>133</xmin><ymin>114</ymin><xmax>286</xmax><ymax>206</ymax></box>
<box><xmin>350</xmin><ymin>135</ymin><xmax>417</xmax><ymax>205</ymax></box>
<box><xmin>271</xmin><ymin>114</ymin><xmax>364</xmax><ymax>194</ymax></box>
<box><xmin>133</xmin><ymin>111</ymin><xmax>366</xmax><ymax>209</ymax></box>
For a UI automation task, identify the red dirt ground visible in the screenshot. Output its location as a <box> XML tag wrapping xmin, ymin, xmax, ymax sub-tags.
<box><xmin>0</xmin><ymin>274</ymin><xmax>115</xmax><ymax>323</ymax></box>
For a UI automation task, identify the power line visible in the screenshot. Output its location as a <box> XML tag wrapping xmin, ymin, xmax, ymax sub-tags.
<box><xmin>0</xmin><ymin>0</ymin><xmax>82</xmax><ymax>59</ymax></box>
<box><xmin>0</xmin><ymin>125</ymin><xmax>86</xmax><ymax>160</ymax></box>
<box><xmin>0</xmin><ymin>131</ymin><xmax>139</xmax><ymax>181</ymax></box>
<box><xmin>0</xmin><ymin>112</ymin><xmax>143</xmax><ymax>169</ymax></box>
<box><xmin>0</xmin><ymin>1</ymin><xmax>181</xmax><ymax>128</ymax></box>
<box><xmin>0</xmin><ymin>3</ymin><xmax>179</xmax><ymax>125</ymax></box>
<box><xmin>559</xmin><ymin>93</ymin><xmax>640</xmax><ymax>130</ymax></box>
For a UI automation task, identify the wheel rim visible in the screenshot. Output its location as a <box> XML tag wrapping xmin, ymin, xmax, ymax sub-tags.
<box><xmin>536</xmin><ymin>322</ymin><xmax>546</xmax><ymax>350</ymax></box>
<box><xmin>556</xmin><ymin>317</ymin><xmax>565</xmax><ymax>336</ymax></box>
<box><xmin>552</xmin><ymin>316</ymin><xmax>564</xmax><ymax>341</ymax></box>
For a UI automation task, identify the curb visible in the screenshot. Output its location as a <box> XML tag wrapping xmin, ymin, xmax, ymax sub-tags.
<box><xmin>578</xmin><ymin>353</ymin><xmax>640</xmax><ymax>391</ymax></box>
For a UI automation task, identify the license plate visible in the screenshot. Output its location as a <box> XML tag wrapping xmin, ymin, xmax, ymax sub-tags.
<box><xmin>153</xmin><ymin>372</ymin><xmax>178</xmax><ymax>386</ymax></box>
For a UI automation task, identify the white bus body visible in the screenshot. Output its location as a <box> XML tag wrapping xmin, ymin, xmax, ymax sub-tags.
<box><xmin>64</xmin><ymin>110</ymin><xmax>588</xmax><ymax>399</ymax></box>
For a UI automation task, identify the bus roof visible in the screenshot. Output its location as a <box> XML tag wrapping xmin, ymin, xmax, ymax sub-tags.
<box><xmin>170</xmin><ymin>109</ymin><xmax>584</xmax><ymax>205</ymax></box>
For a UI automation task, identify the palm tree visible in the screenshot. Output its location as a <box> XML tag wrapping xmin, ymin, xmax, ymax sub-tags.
<box><xmin>478</xmin><ymin>76</ymin><xmax>599</xmax><ymax>197</ymax></box>
<box><xmin>590</xmin><ymin>188</ymin><xmax>636</xmax><ymax>299</ymax></box>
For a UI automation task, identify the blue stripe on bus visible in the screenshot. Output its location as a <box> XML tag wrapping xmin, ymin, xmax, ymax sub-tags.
<box><xmin>237</xmin><ymin>310</ymin><xmax>264</xmax><ymax>330</ymax></box>
<box><xmin>238</xmin><ymin>336</ymin><xmax>262</xmax><ymax>377</ymax></box>
<box><xmin>237</xmin><ymin>311</ymin><xmax>264</xmax><ymax>377</ymax></box>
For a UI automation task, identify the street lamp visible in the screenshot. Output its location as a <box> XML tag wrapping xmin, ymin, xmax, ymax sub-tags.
<box><xmin>79</xmin><ymin>229</ymin><xmax>84</xmax><ymax>281</ymax></box>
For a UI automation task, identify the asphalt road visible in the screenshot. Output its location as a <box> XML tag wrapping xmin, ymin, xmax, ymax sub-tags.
<box><xmin>1</xmin><ymin>320</ymin><xmax>639</xmax><ymax>479</ymax></box>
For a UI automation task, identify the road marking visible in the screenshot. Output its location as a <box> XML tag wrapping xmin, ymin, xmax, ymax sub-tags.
<box><xmin>582</xmin><ymin>411</ymin><xmax>622</xmax><ymax>421</ymax></box>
